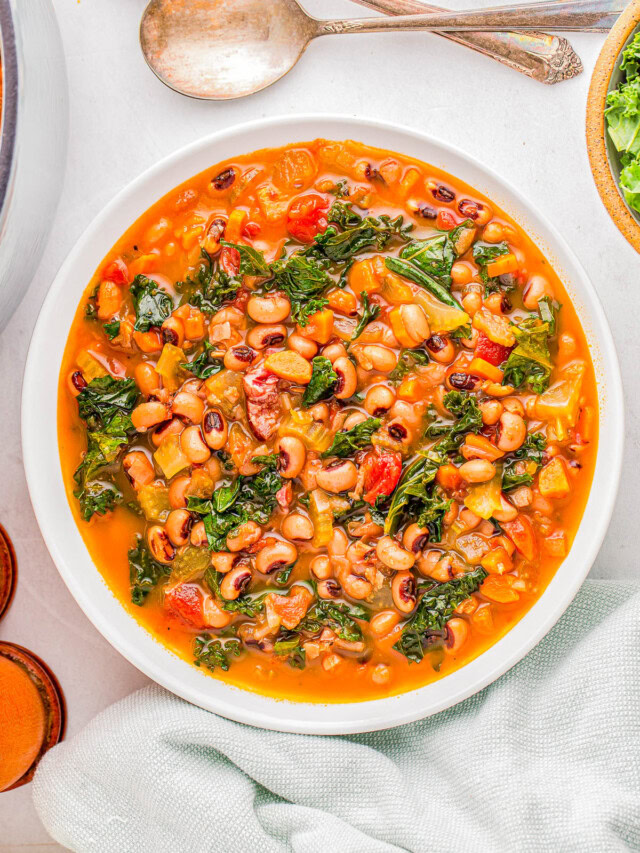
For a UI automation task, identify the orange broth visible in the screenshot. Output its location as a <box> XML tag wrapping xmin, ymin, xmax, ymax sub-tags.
<box><xmin>58</xmin><ymin>139</ymin><xmax>597</xmax><ymax>703</ymax></box>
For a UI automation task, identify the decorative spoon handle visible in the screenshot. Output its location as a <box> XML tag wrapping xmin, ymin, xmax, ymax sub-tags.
<box><xmin>349</xmin><ymin>0</ymin><xmax>582</xmax><ymax>83</ymax></box>
<box><xmin>316</xmin><ymin>0</ymin><xmax>624</xmax><ymax>34</ymax></box>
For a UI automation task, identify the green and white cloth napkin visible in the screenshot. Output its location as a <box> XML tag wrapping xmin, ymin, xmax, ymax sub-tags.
<box><xmin>33</xmin><ymin>580</ymin><xmax>640</xmax><ymax>852</ymax></box>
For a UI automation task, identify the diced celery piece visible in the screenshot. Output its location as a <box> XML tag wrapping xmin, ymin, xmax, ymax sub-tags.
<box><xmin>464</xmin><ymin>466</ymin><xmax>503</xmax><ymax>520</ymax></box>
<box><xmin>170</xmin><ymin>546</ymin><xmax>211</xmax><ymax>582</ymax></box>
<box><xmin>156</xmin><ymin>343</ymin><xmax>186</xmax><ymax>393</ymax></box>
<box><xmin>137</xmin><ymin>482</ymin><xmax>171</xmax><ymax>522</ymax></box>
<box><xmin>77</xmin><ymin>350</ymin><xmax>108</xmax><ymax>381</ymax></box>
<box><xmin>278</xmin><ymin>409</ymin><xmax>332</xmax><ymax>453</ymax></box>
<box><xmin>154</xmin><ymin>434</ymin><xmax>189</xmax><ymax>479</ymax></box>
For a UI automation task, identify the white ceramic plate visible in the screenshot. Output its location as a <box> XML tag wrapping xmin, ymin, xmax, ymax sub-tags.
<box><xmin>22</xmin><ymin>115</ymin><xmax>624</xmax><ymax>735</ymax></box>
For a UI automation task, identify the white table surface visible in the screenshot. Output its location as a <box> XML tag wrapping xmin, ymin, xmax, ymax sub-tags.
<box><xmin>1</xmin><ymin>0</ymin><xmax>636</xmax><ymax>847</ymax></box>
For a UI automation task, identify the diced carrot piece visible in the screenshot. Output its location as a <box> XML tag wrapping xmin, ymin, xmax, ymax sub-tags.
<box><xmin>297</xmin><ymin>309</ymin><xmax>334</xmax><ymax>344</ymax></box>
<box><xmin>501</xmin><ymin>514</ymin><xmax>537</xmax><ymax>562</ymax></box>
<box><xmin>184</xmin><ymin>310</ymin><xmax>205</xmax><ymax>341</ymax></box>
<box><xmin>436</xmin><ymin>464</ymin><xmax>462</xmax><ymax>490</ymax></box>
<box><xmin>472</xmin><ymin>603</ymin><xmax>494</xmax><ymax>633</ymax></box>
<box><xmin>481</xmin><ymin>574</ymin><xmax>519</xmax><ymax>603</ymax></box>
<box><xmin>349</xmin><ymin>258</ymin><xmax>382</xmax><ymax>297</ymax></box>
<box><xmin>491</xmin><ymin>535</ymin><xmax>516</xmax><ymax>557</ymax></box>
<box><xmin>397</xmin><ymin>377</ymin><xmax>425</xmax><ymax>403</ymax></box>
<box><xmin>544</xmin><ymin>530</ymin><xmax>568</xmax><ymax>557</ymax></box>
<box><xmin>129</xmin><ymin>253</ymin><xmax>159</xmax><ymax>278</ymax></box>
<box><xmin>96</xmin><ymin>280</ymin><xmax>122</xmax><ymax>320</ymax></box>
<box><xmin>486</xmin><ymin>253</ymin><xmax>519</xmax><ymax>278</ymax></box>
<box><xmin>133</xmin><ymin>330</ymin><xmax>163</xmax><ymax>353</ymax></box>
<box><xmin>538</xmin><ymin>457</ymin><xmax>571</xmax><ymax>499</ymax></box>
<box><xmin>264</xmin><ymin>351</ymin><xmax>313</xmax><ymax>384</ymax></box>
<box><xmin>480</xmin><ymin>547</ymin><xmax>513</xmax><ymax>575</ymax></box>
<box><xmin>575</xmin><ymin>405</ymin><xmax>595</xmax><ymax>444</ymax></box>
<box><xmin>454</xmin><ymin>596</ymin><xmax>478</xmax><ymax>616</ymax></box>
<box><xmin>461</xmin><ymin>433</ymin><xmax>504</xmax><ymax>461</ymax></box>
<box><xmin>468</xmin><ymin>357</ymin><xmax>504</xmax><ymax>383</ymax></box>
<box><xmin>268</xmin><ymin>586</ymin><xmax>314</xmax><ymax>630</ymax></box>
<box><xmin>225</xmin><ymin>209</ymin><xmax>248</xmax><ymax>243</ymax></box>
<box><xmin>388</xmin><ymin>306</ymin><xmax>416</xmax><ymax>347</ymax></box>
<box><xmin>327</xmin><ymin>288</ymin><xmax>357</xmax><ymax>316</ymax></box>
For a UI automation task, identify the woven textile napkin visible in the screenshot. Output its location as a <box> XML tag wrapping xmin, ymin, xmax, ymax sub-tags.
<box><xmin>32</xmin><ymin>580</ymin><xmax>640</xmax><ymax>852</ymax></box>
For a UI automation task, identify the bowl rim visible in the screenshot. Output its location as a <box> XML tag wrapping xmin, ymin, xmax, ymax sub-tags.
<box><xmin>22</xmin><ymin>114</ymin><xmax>624</xmax><ymax>734</ymax></box>
<box><xmin>586</xmin><ymin>0</ymin><xmax>640</xmax><ymax>253</ymax></box>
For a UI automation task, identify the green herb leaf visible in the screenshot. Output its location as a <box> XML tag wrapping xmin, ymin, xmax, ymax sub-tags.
<box><xmin>322</xmin><ymin>417</ymin><xmax>381</xmax><ymax>458</ymax></box>
<box><xmin>393</xmin><ymin>568</ymin><xmax>487</xmax><ymax>663</ymax></box>
<box><xmin>388</xmin><ymin>348</ymin><xmax>431</xmax><ymax>384</ymax></box>
<box><xmin>103</xmin><ymin>320</ymin><xmax>121</xmax><ymax>339</ymax></box>
<box><xmin>193</xmin><ymin>634</ymin><xmax>242</xmax><ymax>671</ymax></box>
<box><xmin>176</xmin><ymin>249</ymin><xmax>241</xmax><ymax>314</ymax></box>
<box><xmin>302</xmin><ymin>356</ymin><xmax>338</xmax><ymax>407</ymax></box>
<box><xmin>502</xmin><ymin>314</ymin><xmax>554</xmax><ymax>394</ymax></box>
<box><xmin>220</xmin><ymin>240</ymin><xmax>271</xmax><ymax>276</ymax></box>
<box><xmin>180</xmin><ymin>341</ymin><xmax>224</xmax><ymax>379</ymax></box>
<box><xmin>384</xmin><ymin>257</ymin><xmax>462</xmax><ymax>310</ymax></box>
<box><xmin>74</xmin><ymin>481</ymin><xmax>121</xmax><ymax>522</ymax></box>
<box><xmin>351</xmin><ymin>291</ymin><xmax>381</xmax><ymax>341</ymax></box>
<box><xmin>128</xmin><ymin>535</ymin><xmax>170</xmax><ymax>606</ymax></box>
<box><xmin>300</xmin><ymin>600</ymin><xmax>370</xmax><ymax>643</ymax></box>
<box><xmin>268</xmin><ymin>253</ymin><xmax>332</xmax><ymax>326</ymax></box>
<box><xmin>130</xmin><ymin>275</ymin><xmax>173</xmax><ymax>331</ymax></box>
<box><xmin>399</xmin><ymin>234</ymin><xmax>455</xmax><ymax>287</ymax></box>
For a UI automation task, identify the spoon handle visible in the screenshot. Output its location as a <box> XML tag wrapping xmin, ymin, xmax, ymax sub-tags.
<box><xmin>316</xmin><ymin>0</ymin><xmax>624</xmax><ymax>34</ymax></box>
<box><xmin>349</xmin><ymin>0</ymin><xmax>582</xmax><ymax>83</ymax></box>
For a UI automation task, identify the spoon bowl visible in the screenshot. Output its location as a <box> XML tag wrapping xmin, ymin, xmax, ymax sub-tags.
<box><xmin>140</xmin><ymin>0</ymin><xmax>316</xmax><ymax>100</ymax></box>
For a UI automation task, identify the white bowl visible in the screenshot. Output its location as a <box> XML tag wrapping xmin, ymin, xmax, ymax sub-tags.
<box><xmin>22</xmin><ymin>115</ymin><xmax>624</xmax><ymax>735</ymax></box>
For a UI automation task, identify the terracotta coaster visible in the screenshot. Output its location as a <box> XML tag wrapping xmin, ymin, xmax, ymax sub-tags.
<box><xmin>586</xmin><ymin>0</ymin><xmax>640</xmax><ymax>253</ymax></box>
<box><xmin>0</xmin><ymin>643</ymin><xmax>65</xmax><ymax>792</ymax></box>
<box><xmin>0</xmin><ymin>524</ymin><xmax>16</xmax><ymax>621</ymax></box>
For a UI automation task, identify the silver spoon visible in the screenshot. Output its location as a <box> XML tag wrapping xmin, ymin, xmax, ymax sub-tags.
<box><xmin>140</xmin><ymin>0</ymin><xmax>623</xmax><ymax>101</ymax></box>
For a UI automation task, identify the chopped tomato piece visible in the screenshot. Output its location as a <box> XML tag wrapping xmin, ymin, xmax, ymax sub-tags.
<box><xmin>242</xmin><ymin>221</ymin><xmax>261</xmax><ymax>239</ymax></box>
<box><xmin>102</xmin><ymin>258</ymin><xmax>129</xmax><ymax>285</ymax></box>
<box><xmin>475</xmin><ymin>332</ymin><xmax>513</xmax><ymax>366</ymax></box>
<box><xmin>362</xmin><ymin>451</ymin><xmax>402</xmax><ymax>505</ymax></box>
<box><xmin>164</xmin><ymin>583</ymin><xmax>211</xmax><ymax>629</ymax></box>
<box><xmin>538</xmin><ymin>457</ymin><xmax>571</xmax><ymax>499</ymax></box>
<box><xmin>287</xmin><ymin>194</ymin><xmax>329</xmax><ymax>243</ymax></box>
<box><xmin>501</xmin><ymin>515</ymin><xmax>537</xmax><ymax>562</ymax></box>
<box><xmin>437</xmin><ymin>210</ymin><xmax>456</xmax><ymax>230</ymax></box>
<box><xmin>436</xmin><ymin>463</ymin><xmax>462</xmax><ymax>491</ymax></box>
<box><xmin>220</xmin><ymin>246</ymin><xmax>241</xmax><ymax>277</ymax></box>
<box><xmin>268</xmin><ymin>585</ymin><xmax>314</xmax><ymax>630</ymax></box>
<box><xmin>481</xmin><ymin>574</ymin><xmax>519</xmax><ymax>603</ymax></box>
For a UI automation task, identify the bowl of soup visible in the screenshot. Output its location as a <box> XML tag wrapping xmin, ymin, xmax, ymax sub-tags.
<box><xmin>22</xmin><ymin>116</ymin><xmax>623</xmax><ymax>734</ymax></box>
<box><xmin>0</xmin><ymin>0</ymin><xmax>67</xmax><ymax>330</ymax></box>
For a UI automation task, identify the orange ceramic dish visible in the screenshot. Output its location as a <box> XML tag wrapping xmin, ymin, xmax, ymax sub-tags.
<box><xmin>58</xmin><ymin>140</ymin><xmax>597</xmax><ymax>703</ymax></box>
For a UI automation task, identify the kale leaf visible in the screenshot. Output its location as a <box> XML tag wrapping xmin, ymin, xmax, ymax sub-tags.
<box><xmin>322</xmin><ymin>417</ymin><xmax>381</xmax><ymax>458</ymax></box>
<box><xmin>385</xmin><ymin>257</ymin><xmax>462</xmax><ymax>310</ymax></box>
<box><xmin>399</xmin><ymin>234</ymin><xmax>455</xmax><ymax>287</ymax></box>
<box><xmin>472</xmin><ymin>241</ymin><xmax>512</xmax><ymax>293</ymax></box>
<box><xmin>425</xmin><ymin>390</ymin><xmax>483</xmax><ymax>455</ymax></box>
<box><xmin>193</xmin><ymin>634</ymin><xmax>242</xmax><ymax>671</ymax></box>
<box><xmin>502</xmin><ymin>317</ymin><xmax>554</xmax><ymax>394</ymax></box>
<box><xmin>128</xmin><ymin>535</ymin><xmax>170</xmax><ymax>606</ymax></box>
<box><xmin>76</xmin><ymin>376</ymin><xmax>138</xmax><ymax>431</ymax></box>
<box><xmin>312</xmin><ymin>203</ymin><xmax>412</xmax><ymax>262</ymax></box>
<box><xmin>273</xmin><ymin>632</ymin><xmax>306</xmax><ymax>669</ymax></box>
<box><xmin>203</xmin><ymin>568</ymin><xmax>267</xmax><ymax>616</ymax></box>
<box><xmin>130</xmin><ymin>275</ymin><xmax>173</xmax><ymax>331</ymax></box>
<box><xmin>268</xmin><ymin>253</ymin><xmax>332</xmax><ymax>326</ymax></box>
<box><xmin>220</xmin><ymin>240</ymin><xmax>271</xmax><ymax>276</ymax></box>
<box><xmin>502</xmin><ymin>432</ymin><xmax>547</xmax><ymax>491</ymax></box>
<box><xmin>393</xmin><ymin>568</ymin><xmax>487</xmax><ymax>663</ymax></box>
<box><xmin>103</xmin><ymin>320</ymin><xmax>120</xmax><ymax>340</ymax></box>
<box><xmin>302</xmin><ymin>356</ymin><xmax>338</xmax><ymax>407</ymax></box>
<box><xmin>300</xmin><ymin>600</ymin><xmax>370</xmax><ymax>643</ymax></box>
<box><xmin>351</xmin><ymin>291</ymin><xmax>381</xmax><ymax>341</ymax></box>
<box><xmin>388</xmin><ymin>348</ymin><xmax>431</xmax><ymax>384</ymax></box>
<box><xmin>180</xmin><ymin>341</ymin><xmax>224</xmax><ymax>379</ymax></box>
<box><xmin>176</xmin><ymin>249</ymin><xmax>241</xmax><ymax>314</ymax></box>
<box><xmin>74</xmin><ymin>481</ymin><xmax>121</xmax><ymax>522</ymax></box>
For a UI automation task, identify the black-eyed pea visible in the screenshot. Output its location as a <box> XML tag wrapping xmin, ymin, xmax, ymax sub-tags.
<box><xmin>172</xmin><ymin>391</ymin><xmax>205</xmax><ymax>423</ymax></box>
<box><xmin>462</xmin><ymin>291</ymin><xmax>482</xmax><ymax>316</ymax></box>
<box><xmin>402</xmin><ymin>523</ymin><xmax>430</xmax><ymax>554</ymax></box>
<box><xmin>450</xmin><ymin>262</ymin><xmax>473</xmax><ymax>285</ymax></box>
<box><xmin>458</xmin><ymin>460</ymin><xmax>496</xmax><ymax>483</ymax></box>
<box><xmin>165</xmin><ymin>509</ymin><xmax>193</xmax><ymax>547</ymax></box>
<box><xmin>288</xmin><ymin>333</ymin><xmax>318</xmax><ymax>360</ymax></box>
<box><xmin>255</xmin><ymin>540</ymin><xmax>298</xmax><ymax>575</ymax></box>
<box><xmin>152</xmin><ymin>417</ymin><xmax>183</xmax><ymax>447</ymax></box>
<box><xmin>276</xmin><ymin>436</ymin><xmax>306</xmax><ymax>479</ymax></box>
<box><xmin>342</xmin><ymin>573</ymin><xmax>373</xmax><ymax>600</ymax></box>
<box><xmin>317</xmin><ymin>579</ymin><xmax>341</xmax><ymax>599</ymax></box>
<box><xmin>281</xmin><ymin>512</ymin><xmax>314</xmax><ymax>541</ymax></box>
<box><xmin>202</xmin><ymin>598</ymin><xmax>234</xmax><ymax>629</ymax></box>
<box><xmin>322</xmin><ymin>342</ymin><xmax>348</xmax><ymax>363</ymax></box>
<box><xmin>359</xmin><ymin>344</ymin><xmax>397</xmax><ymax>373</ymax></box>
<box><xmin>210</xmin><ymin>552</ymin><xmax>238</xmax><ymax>573</ymax></box>
<box><xmin>310</xmin><ymin>555</ymin><xmax>333</xmax><ymax>580</ymax></box>
<box><xmin>203</xmin><ymin>455</ymin><xmax>223</xmax><ymax>481</ymax></box>
<box><xmin>333</xmin><ymin>356</ymin><xmax>357</xmax><ymax>400</ymax></box>
<box><xmin>416</xmin><ymin>549</ymin><xmax>441</xmax><ymax>579</ymax></box>
<box><xmin>523</xmin><ymin>274</ymin><xmax>554</xmax><ymax>310</ymax></box>
<box><xmin>147</xmin><ymin>525</ymin><xmax>176</xmax><ymax>564</ymax></box>
<box><xmin>220</xmin><ymin>566</ymin><xmax>252</xmax><ymax>601</ymax></box>
<box><xmin>425</xmin><ymin>334</ymin><xmax>455</xmax><ymax>364</ymax></box>
<box><xmin>226</xmin><ymin>521</ymin><xmax>262</xmax><ymax>552</ymax></box>
<box><xmin>492</xmin><ymin>494</ymin><xmax>518</xmax><ymax>523</ymax></box>
<box><xmin>376</xmin><ymin>536</ymin><xmax>415</xmax><ymax>571</ymax></box>
<box><xmin>161</xmin><ymin>316</ymin><xmax>185</xmax><ymax>347</ymax></box>
<box><xmin>190</xmin><ymin>521</ymin><xmax>208</xmax><ymax>547</ymax></box>
<box><xmin>132</xmin><ymin>401</ymin><xmax>170</xmax><ymax>431</ymax></box>
<box><xmin>180</xmin><ymin>425</ymin><xmax>211</xmax><ymax>463</ymax></box>
<box><xmin>391</xmin><ymin>571</ymin><xmax>417</xmax><ymax>613</ymax></box>
<box><xmin>399</xmin><ymin>304</ymin><xmax>430</xmax><ymax>344</ymax></box>
<box><xmin>497</xmin><ymin>411</ymin><xmax>526</xmax><ymax>452</ymax></box>
<box><xmin>316</xmin><ymin>459</ymin><xmax>358</xmax><ymax>493</ymax></box>
<box><xmin>369</xmin><ymin>610</ymin><xmax>400</xmax><ymax>638</ymax></box>
<box><xmin>328</xmin><ymin>527</ymin><xmax>348</xmax><ymax>558</ymax></box>
<box><xmin>444</xmin><ymin>617</ymin><xmax>469</xmax><ymax>654</ymax></box>
<box><xmin>201</xmin><ymin>408</ymin><xmax>228</xmax><ymax>450</ymax></box>
<box><xmin>246</xmin><ymin>323</ymin><xmax>287</xmax><ymax>350</ymax></box>
<box><xmin>168</xmin><ymin>475</ymin><xmax>191</xmax><ymax>509</ymax></box>
<box><xmin>479</xmin><ymin>399</ymin><xmax>503</xmax><ymax>426</ymax></box>
<box><xmin>558</xmin><ymin>333</ymin><xmax>576</xmax><ymax>359</ymax></box>
<box><xmin>307</xmin><ymin>402</ymin><xmax>329</xmax><ymax>422</ymax></box>
<box><xmin>343</xmin><ymin>411</ymin><xmax>368</xmax><ymax>431</ymax></box>
<box><xmin>502</xmin><ymin>397</ymin><xmax>525</xmax><ymax>417</ymax></box>
<box><xmin>223</xmin><ymin>345</ymin><xmax>259</xmax><ymax>372</ymax></box>
<box><xmin>364</xmin><ymin>384</ymin><xmax>396</xmax><ymax>416</ymax></box>
<box><xmin>482</xmin><ymin>222</ymin><xmax>504</xmax><ymax>243</ymax></box>
<box><xmin>134</xmin><ymin>362</ymin><xmax>161</xmax><ymax>396</ymax></box>
<box><xmin>247</xmin><ymin>293</ymin><xmax>291</xmax><ymax>324</ymax></box>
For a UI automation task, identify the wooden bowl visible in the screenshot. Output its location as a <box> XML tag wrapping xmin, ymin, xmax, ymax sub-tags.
<box><xmin>587</xmin><ymin>0</ymin><xmax>640</xmax><ymax>252</ymax></box>
<box><xmin>0</xmin><ymin>524</ymin><xmax>16</xmax><ymax>621</ymax></box>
